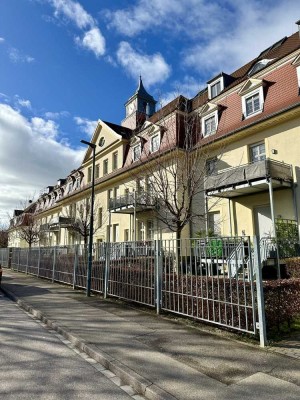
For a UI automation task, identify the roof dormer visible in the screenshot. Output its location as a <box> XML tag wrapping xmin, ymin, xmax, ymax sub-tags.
<box><xmin>207</xmin><ymin>72</ymin><xmax>235</xmax><ymax>99</ymax></box>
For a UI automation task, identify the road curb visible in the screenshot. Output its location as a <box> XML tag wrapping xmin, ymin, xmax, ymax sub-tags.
<box><xmin>1</xmin><ymin>285</ymin><xmax>176</xmax><ymax>400</ymax></box>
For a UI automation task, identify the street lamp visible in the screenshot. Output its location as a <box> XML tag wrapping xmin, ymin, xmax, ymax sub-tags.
<box><xmin>80</xmin><ymin>139</ymin><xmax>96</xmax><ymax>297</ymax></box>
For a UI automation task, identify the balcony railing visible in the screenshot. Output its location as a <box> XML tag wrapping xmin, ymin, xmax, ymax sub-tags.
<box><xmin>205</xmin><ymin>159</ymin><xmax>293</xmax><ymax>193</ymax></box>
<box><xmin>109</xmin><ymin>192</ymin><xmax>156</xmax><ymax>211</ymax></box>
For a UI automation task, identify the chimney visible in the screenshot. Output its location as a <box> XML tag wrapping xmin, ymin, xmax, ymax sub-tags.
<box><xmin>296</xmin><ymin>20</ymin><xmax>300</xmax><ymax>38</ymax></box>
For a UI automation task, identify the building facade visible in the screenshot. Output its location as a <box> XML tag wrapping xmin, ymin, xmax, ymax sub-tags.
<box><xmin>8</xmin><ymin>24</ymin><xmax>300</xmax><ymax>247</ymax></box>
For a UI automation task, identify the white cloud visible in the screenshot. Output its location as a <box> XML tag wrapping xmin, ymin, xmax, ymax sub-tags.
<box><xmin>0</xmin><ymin>37</ymin><xmax>5</xmax><ymax>43</ymax></box>
<box><xmin>75</xmin><ymin>27</ymin><xmax>105</xmax><ymax>57</ymax></box>
<box><xmin>74</xmin><ymin>116</ymin><xmax>98</xmax><ymax>136</ymax></box>
<box><xmin>44</xmin><ymin>110</ymin><xmax>70</xmax><ymax>119</ymax></box>
<box><xmin>51</xmin><ymin>0</ymin><xmax>94</xmax><ymax>29</ymax></box>
<box><xmin>116</xmin><ymin>42</ymin><xmax>171</xmax><ymax>87</ymax></box>
<box><xmin>105</xmin><ymin>0</ymin><xmax>226</xmax><ymax>38</ymax></box>
<box><xmin>31</xmin><ymin>117</ymin><xmax>59</xmax><ymax>139</ymax></box>
<box><xmin>8</xmin><ymin>48</ymin><xmax>35</xmax><ymax>64</ymax></box>
<box><xmin>0</xmin><ymin>103</ymin><xmax>84</xmax><ymax>220</ymax></box>
<box><xmin>16</xmin><ymin>98</ymin><xmax>32</xmax><ymax>109</ymax></box>
<box><xmin>183</xmin><ymin>0</ymin><xmax>300</xmax><ymax>76</ymax></box>
<box><xmin>48</xmin><ymin>0</ymin><xmax>106</xmax><ymax>57</ymax></box>
<box><xmin>157</xmin><ymin>76</ymin><xmax>205</xmax><ymax>107</ymax></box>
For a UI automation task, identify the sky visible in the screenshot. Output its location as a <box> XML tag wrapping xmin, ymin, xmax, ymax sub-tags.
<box><xmin>0</xmin><ymin>0</ymin><xmax>299</xmax><ymax>223</ymax></box>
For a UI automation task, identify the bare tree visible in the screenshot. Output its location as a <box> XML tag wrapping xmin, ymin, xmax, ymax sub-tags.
<box><xmin>63</xmin><ymin>199</ymin><xmax>107</xmax><ymax>246</ymax></box>
<box><xmin>0</xmin><ymin>222</ymin><xmax>8</xmax><ymax>248</ymax></box>
<box><xmin>132</xmin><ymin>96</ymin><xmax>224</xmax><ymax>240</ymax></box>
<box><xmin>17</xmin><ymin>212</ymin><xmax>42</xmax><ymax>248</ymax></box>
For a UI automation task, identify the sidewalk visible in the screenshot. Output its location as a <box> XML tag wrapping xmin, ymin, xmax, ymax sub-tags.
<box><xmin>1</xmin><ymin>270</ymin><xmax>300</xmax><ymax>400</ymax></box>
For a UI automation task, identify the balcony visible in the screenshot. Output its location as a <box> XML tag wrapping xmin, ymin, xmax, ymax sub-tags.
<box><xmin>205</xmin><ymin>159</ymin><xmax>293</xmax><ymax>198</ymax></box>
<box><xmin>109</xmin><ymin>192</ymin><xmax>156</xmax><ymax>213</ymax></box>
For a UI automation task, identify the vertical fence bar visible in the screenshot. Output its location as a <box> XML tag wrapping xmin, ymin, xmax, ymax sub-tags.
<box><xmin>104</xmin><ymin>242</ymin><xmax>110</xmax><ymax>299</ymax></box>
<box><xmin>52</xmin><ymin>247</ymin><xmax>56</xmax><ymax>283</ymax></box>
<box><xmin>254</xmin><ymin>236</ymin><xmax>267</xmax><ymax>347</ymax></box>
<box><xmin>155</xmin><ymin>239</ymin><xmax>163</xmax><ymax>314</ymax></box>
<box><xmin>37</xmin><ymin>247</ymin><xmax>41</xmax><ymax>277</ymax></box>
<box><xmin>26</xmin><ymin>248</ymin><xmax>29</xmax><ymax>274</ymax></box>
<box><xmin>73</xmin><ymin>244</ymin><xmax>78</xmax><ymax>290</ymax></box>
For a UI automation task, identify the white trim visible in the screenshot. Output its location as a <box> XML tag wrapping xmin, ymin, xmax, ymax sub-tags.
<box><xmin>150</xmin><ymin>132</ymin><xmax>161</xmax><ymax>153</ymax></box>
<box><xmin>296</xmin><ymin>66</ymin><xmax>300</xmax><ymax>89</ymax></box>
<box><xmin>241</xmin><ymin>86</ymin><xmax>264</xmax><ymax>119</ymax></box>
<box><xmin>133</xmin><ymin>144</ymin><xmax>141</xmax><ymax>161</ymax></box>
<box><xmin>208</xmin><ymin>77</ymin><xmax>224</xmax><ymax>99</ymax></box>
<box><xmin>202</xmin><ymin>110</ymin><xmax>218</xmax><ymax>137</ymax></box>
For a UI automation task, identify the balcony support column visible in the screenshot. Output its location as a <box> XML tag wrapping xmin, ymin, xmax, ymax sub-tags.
<box><xmin>204</xmin><ymin>194</ymin><xmax>209</xmax><ymax>235</ymax></box>
<box><xmin>292</xmin><ymin>183</ymin><xmax>300</xmax><ymax>240</ymax></box>
<box><xmin>228</xmin><ymin>198</ymin><xmax>233</xmax><ymax>236</ymax></box>
<box><xmin>268</xmin><ymin>178</ymin><xmax>276</xmax><ymax>237</ymax></box>
<box><xmin>268</xmin><ymin>178</ymin><xmax>281</xmax><ymax>279</ymax></box>
<box><xmin>133</xmin><ymin>191</ymin><xmax>137</xmax><ymax>242</ymax></box>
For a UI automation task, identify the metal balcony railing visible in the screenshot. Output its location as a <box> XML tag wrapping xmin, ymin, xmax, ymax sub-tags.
<box><xmin>205</xmin><ymin>158</ymin><xmax>293</xmax><ymax>193</ymax></box>
<box><xmin>109</xmin><ymin>192</ymin><xmax>156</xmax><ymax>211</ymax></box>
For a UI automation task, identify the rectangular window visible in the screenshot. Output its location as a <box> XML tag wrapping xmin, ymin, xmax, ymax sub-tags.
<box><xmin>204</xmin><ymin>116</ymin><xmax>216</xmax><ymax>136</ymax></box>
<box><xmin>87</xmin><ymin>166</ymin><xmax>92</xmax><ymax>182</ymax></box>
<box><xmin>147</xmin><ymin>220</ymin><xmax>154</xmax><ymax>240</ymax></box>
<box><xmin>138</xmin><ymin>221</ymin><xmax>145</xmax><ymax>241</ymax></box>
<box><xmin>124</xmin><ymin>229</ymin><xmax>129</xmax><ymax>242</ymax></box>
<box><xmin>113</xmin><ymin>186</ymin><xmax>119</xmax><ymax>199</ymax></box>
<box><xmin>151</xmin><ymin>134</ymin><xmax>160</xmax><ymax>152</ymax></box>
<box><xmin>208</xmin><ymin>212</ymin><xmax>221</xmax><ymax>235</ymax></box>
<box><xmin>211</xmin><ymin>81</ymin><xmax>221</xmax><ymax>98</ymax></box>
<box><xmin>95</xmin><ymin>164</ymin><xmax>100</xmax><ymax>179</ymax></box>
<box><xmin>206</xmin><ymin>158</ymin><xmax>217</xmax><ymax>175</ymax></box>
<box><xmin>133</xmin><ymin>145</ymin><xmax>141</xmax><ymax>161</ymax></box>
<box><xmin>107</xmin><ymin>189</ymin><xmax>113</xmax><ymax>208</ymax></box>
<box><xmin>250</xmin><ymin>142</ymin><xmax>266</xmax><ymax>162</ymax></box>
<box><xmin>112</xmin><ymin>224</ymin><xmax>119</xmax><ymax>242</ymax></box>
<box><xmin>103</xmin><ymin>159</ymin><xmax>108</xmax><ymax>175</ymax></box>
<box><xmin>112</xmin><ymin>152</ymin><xmax>118</xmax><ymax>170</ymax></box>
<box><xmin>98</xmin><ymin>207</ymin><xmax>103</xmax><ymax>228</ymax></box>
<box><xmin>245</xmin><ymin>93</ymin><xmax>261</xmax><ymax>116</ymax></box>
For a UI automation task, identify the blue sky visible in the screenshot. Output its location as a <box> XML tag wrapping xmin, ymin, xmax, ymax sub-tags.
<box><xmin>0</xmin><ymin>0</ymin><xmax>299</xmax><ymax>221</ymax></box>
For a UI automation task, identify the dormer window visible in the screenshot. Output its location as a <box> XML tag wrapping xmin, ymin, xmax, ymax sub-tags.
<box><xmin>239</xmin><ymin>78</ymin><xmax>265</xmax><ymax>119</ymax></box>
<box><xmin>200</xmin><ymin>103</ymin><xmax>219</xmax><ymax>137</ymax></box>
<box><xmin>248</xmin><ymin>59</ymin><xmax>273</xmax><ymax>77</ymax></box>
<box><xmin>211</xmin><ymin>81</ymin><xmax>221</xmax><ymax>98</ymax></box>
<box><xmin>204</xmin><ymin>115</ymin><xmax>216</xmax><ymax>136</ymax></box>
<box><xmin>133</xmin><ymin>144</ymin><xmax>141</xmax><ymax>161</ymax></box>
<box><xmin>245</xmin><ymin>93</ymin><xmax>261</xmax><ymax>116</ymax></box>
<box><xmin>150</xmin><ymin>134</ymin><xmax>160</xmax><ymax>153</ymax></box>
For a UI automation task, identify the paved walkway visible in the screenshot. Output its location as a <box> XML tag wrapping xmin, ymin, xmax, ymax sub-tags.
<box><xmin>1</xmin><ymin>270</ymin><xmax>300</xmax><ymax>400</ymax></box>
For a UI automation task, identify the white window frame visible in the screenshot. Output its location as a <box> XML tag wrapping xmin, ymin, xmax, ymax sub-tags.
<box><xmin>150</xmin><ymin>133</ymin><xmax>160</xmax><ymax>153</ymax></box>
<box><xmin>208</xmin><ymin>78</ymin><xmax>224</xmax><ymax>99</ymax></box>
<box><xmin>241</xmin><ymin>86</ymin><xmax>264</xmax><ymax>119</ymax></box>
<box><xmin>133</xmin><ymin>144</ymin><xmax>141</xmax><ymax>161</ymax></box>
<box><xmin>202</xmin><ymin>110</ymin><xmax>218</xmax><ymax>137</ymax></box>
<box><xmin>249</xmin><ymin>142</ymin><xmax>266</xmax><ymax>163</ymax></box>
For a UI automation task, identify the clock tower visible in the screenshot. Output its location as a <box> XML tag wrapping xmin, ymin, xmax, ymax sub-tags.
<box><xmin>122</xmin><ymin>77</ymin><xmax>156</xmax><ymax>130</ymax></box>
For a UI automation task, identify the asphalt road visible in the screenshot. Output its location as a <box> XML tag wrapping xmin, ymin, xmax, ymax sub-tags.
<box><xmin>0</xmin><ymin>292</ymin><xmax>138</xmax><ymax>400</ymax></box>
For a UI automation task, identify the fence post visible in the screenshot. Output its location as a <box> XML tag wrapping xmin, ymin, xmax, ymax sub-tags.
<box><xmin>104</xmin><ymin>242</ymin><xmax>111</xmax><ymax>299</ymax></box>
<box><xmin>73</xmin><ymin>245</ymin><xmax>78</xmax><ymax>290</ymax></box>
<box><xmin>37</xmin><ymin>247</ymin><xmax>41</xmax><ymax>277</ymax></box>
<box><xmin>26</xmin><ymin>248</ymin><xmax>29</xmax><ymax>274</ymax></box>
<box><xmin>8</xmin><ymin>248</ymin><xmax>12</xmax><ymax>268</ymax></box>
<box><xmin>52</xmin><ymin>247</ymin><xmax>56</xmax><ymax>283</ymax></box>
<box><xmin>254</xmin><ymin>236</ymin><xmax>267</xmax><ymax>347</ymax></box>
<box><xmin>17</xmin><ymin>248</ymin><xmax>20</xmax><ymax>272</ymax></box>
<box><xmin>155</xmin><ymin>239</ymin><xmax>163</xmax><ymax>314</ymax></box>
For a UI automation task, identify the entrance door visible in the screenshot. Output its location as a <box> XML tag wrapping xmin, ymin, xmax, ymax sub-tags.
<box><xmin>254</xmin><ymin>205</ymin><xmax>273</xmax><ymax>238</ymax></box>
